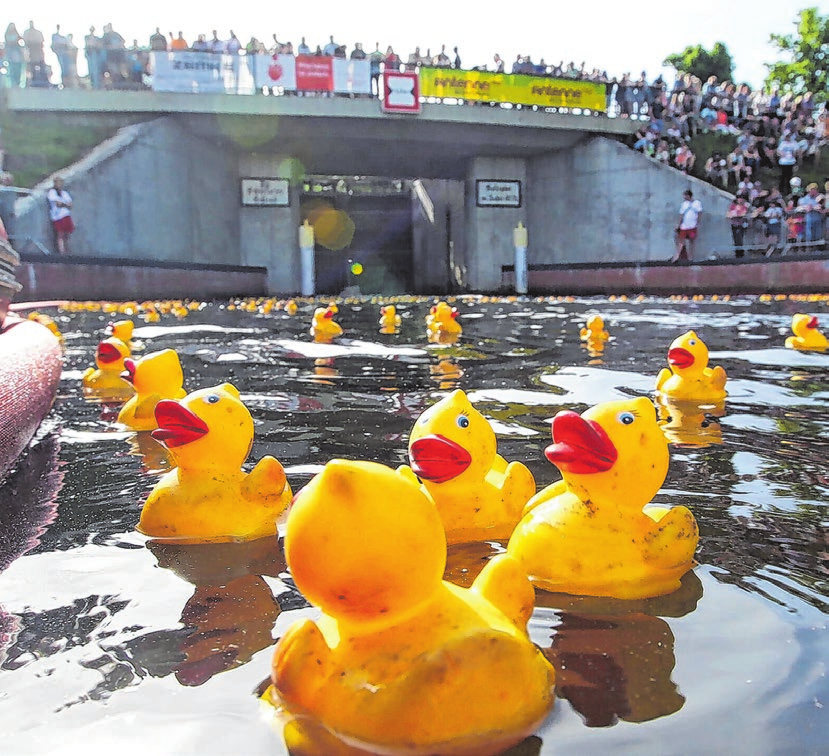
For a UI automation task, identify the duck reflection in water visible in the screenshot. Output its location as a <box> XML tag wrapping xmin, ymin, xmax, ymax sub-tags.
<box><xmin>127</xmin><ymin>430</ymin><xmax>172</xmax><ymax>474</ymax></box>
<box><xmin>146</xmin><ymin>538</ymin><xmax>288</xmax><ymax>687</ymax></box>
<box><xmin>429</xmin><ymin>354</ymin><xmax>464</xmax><ymax>389</ymax></box>
<box><xmin>536</xmin><ymin>570</ymin><xmax>703</xmax><ymax>726</ymax></box>
<box><xmin>656</xmin><ymin>397</ymin><xmax>725</xmax><ymax>447</ymax></box>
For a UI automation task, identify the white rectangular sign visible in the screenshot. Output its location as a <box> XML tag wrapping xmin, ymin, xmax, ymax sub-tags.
<box><xmin>150</xmin><ymin>51</ymin><xmax>233</xmax><ymax>93</ymax></box>
<box><xmin>476</xmin><ymin>180</ymin><xmax>522</xmax><ymax>207</ymax></box>
<box><xmin>240</xmin><ymin>178</ymin><xmax>290</xmax><ymax>207</ymax></box>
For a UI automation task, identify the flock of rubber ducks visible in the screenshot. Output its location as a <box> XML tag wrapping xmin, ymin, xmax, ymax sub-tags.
<box><xmin>76</xmin><ymin>302</ymin><xmax>827</xmax><ymax>756</ymax></box>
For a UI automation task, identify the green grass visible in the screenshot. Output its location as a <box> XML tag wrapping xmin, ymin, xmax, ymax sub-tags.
<box><xmin>0</xmin><ymin>112</ymin><xmax>125</xmax><ymax>188</ymax></box>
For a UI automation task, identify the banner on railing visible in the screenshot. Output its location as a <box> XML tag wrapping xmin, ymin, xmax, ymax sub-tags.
<box><xmin>419</xmin><ymin>68</ymin><xmax>606</xmax><ymax>112</ymax></box>
<box><xmin>253</xmin><ymin>54</ymin><xmax>370</xmax><ymax>94</ymax></box>
<box><xmin>151</xmin><ymin>52</ymin><xmax>238</xmax><ymax>93</ymax></box>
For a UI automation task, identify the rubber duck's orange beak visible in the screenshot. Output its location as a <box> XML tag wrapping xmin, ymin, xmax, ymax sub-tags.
<box><xmin>324</xmin><ymin>310</ymin><xmax>334</xmax><ymax>319</ymax></box>
<box><xmin>668</xmin><ymin>347</ymin><xmax>695</xmax><ymax>369</ymax></box>
<box><xmin>808</xmin><ymin>316</ymin><xmax>819</xmax><ymax>329</ymax></box>
<box><xmin>97</xmin><ymin>342</ymin><xmax>122</xmax><ymax>364</ymax></box>
<box><xmin>152</xmin><ymin>400</ymin><xmax>209</xmax><ymax>448</ymax></box>
<box><xmin>121</xmin><ymin>358</ymin><xmax>137</xmax><ymax>384</ymax></box>
<box><xmin>450</xmin><ymin>310</ymin><xmax>459</xmax><ymax>319</ymax></box>
<box><xmin>409</xmin><ymin>434</ymin><xmax>472</xmax><ymax>483</ymax></box>
<box><xmin>544</xmin><ymin>411</ymin><xmax>617</xmax><ymax>474</ymax></box>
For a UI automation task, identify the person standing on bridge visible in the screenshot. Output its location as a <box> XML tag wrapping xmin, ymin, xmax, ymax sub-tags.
<box><xmin>47</xmin><ymin>177</ymin><xmax>74</xmax><ymax>255</ymax></box>
<box><xmin>672</xmin><ymin>189</ymin><xmax>702</xmax><ymax>263</ymax></box>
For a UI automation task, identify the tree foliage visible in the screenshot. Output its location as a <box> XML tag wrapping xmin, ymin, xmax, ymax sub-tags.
<box><xmin>766</xmin><ymin>7</ymin><xmax>829</xmax><ymax>98</ymax></box>
<box><xmin>663</xmin><ymin>42</ymin><xmax>734</xmax><ymax>83</ymax></box>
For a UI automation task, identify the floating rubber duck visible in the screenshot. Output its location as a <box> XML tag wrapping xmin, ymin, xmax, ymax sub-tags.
<box><xmin>138</xmin><ymin>383</ymin><xmax>292</xmax><ymax>542</ymax></box>
<box><xmin>655</xmin><ymin>330</ymin><xmax>727</xmax><ymax>403</ymax></box>
<box><xmin>426</xmin><ymin>300</ymin><xmax>462</xmax><ymax>342</ymax></box>
<box><xmin>116</xmin><ymin>349</ymin><xmax>186</xmax><ymax>431</ymax></box>
<box><xmin>785</xmin><ymin>313</ymin><xmax>828</xmax><ymax>351</ymax></box>
<box><xmin>82</xmin><ymin>337</ymin><xmax>135</xmax><ymax>401</ymax></box>
<box><xmin>309</xmin><ymin>303</ymin><xmax>343</xmax><ymax>341</ymax></box>
<box><xmin>507</xmin><ymin>397</ymin><xmax>699</xmax><ymax>599</ymax></box>
<box><xmin>284</xmin><ymin>299</ymin><xmax>298</xmax><ymax>316</ymax></box>
<box><xmin>106</xmin><ymin>319</ymin><xmax>134</xmax><ymax>346</ymax></box>
<box><xmin>398</xmin><ymin>389</ymin><xmax>535</xmax><ymax>544</ymax></box>
<box><xmin>378</xmin><ymin>304</ymin><xmax>401</xmax><ymax>333</ymax></box>
<box><xmin>580</xmin><ymin>314</ymin><xmax>610</xmax><ymax>343</ymax></box>
<box><xmin>267</xmin><ymin>459</ymin><xmax>555</xmax><ymax>755</ymax></box>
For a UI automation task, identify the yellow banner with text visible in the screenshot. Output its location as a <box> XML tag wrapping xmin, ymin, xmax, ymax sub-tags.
<box><xmin>419</xmin><ymin>69</ymin><xmax>606</xmax><ymax>112</ymax></box>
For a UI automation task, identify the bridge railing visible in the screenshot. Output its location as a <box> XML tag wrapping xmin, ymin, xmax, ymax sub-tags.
<box><xmin>146</xmin><ymin>52</ymin><xmax>613</xmax><ymax>117</ymax></box>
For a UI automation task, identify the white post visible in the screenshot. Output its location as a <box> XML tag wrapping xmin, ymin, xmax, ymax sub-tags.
<box><xmin>299</xmin><ymin>220</ymin><xmax>315</xmax><ymax>296</ymax></box>
<box><xmin>513</xmin><ymin>221</ymin><xmax>528</xmax><ymax>294</ymax></box>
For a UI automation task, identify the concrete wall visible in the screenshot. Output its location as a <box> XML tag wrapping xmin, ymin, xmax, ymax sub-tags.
<box><xmin>238</xmin><ymin>154</ymin><xmax>301</xmax><ymax>294</ymax></box>
<box><xmin>465</xmin><ymin>157</ymin><xmax>528</xmax><ymax>292</ymax></box>
<box><xmin>11</xmin><ymin>117</ymin><xmax>241</xmax><ymax>264</ymax></box>
<box><xmin>526</xmin><ymin>137</ymin><xmax>733</xmax><ymax>265</ymax></box>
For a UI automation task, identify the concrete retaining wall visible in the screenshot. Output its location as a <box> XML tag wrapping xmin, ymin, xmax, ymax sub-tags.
<box><xmin>526</xmin><ymin>137</ymin><xmax>734</xmax><ymax>266</ymax></box>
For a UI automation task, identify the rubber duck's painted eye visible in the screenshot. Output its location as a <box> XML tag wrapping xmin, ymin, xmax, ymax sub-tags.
<box><xmin>618</xmin><ymin>412</ymin><xmax>635</xmax><ymax>425</ymax></box>
<box><xmin>206</xmin><ymin>395</ymin><xmax>220</xmax><ymax>404</ymax></box>
<box><xmin>456</xmin><ymin>415</ymin><xmax>470</xmax><ymax>429</ymax></box>
<box><xmin>688</xmin><ymin>339</ymin><xmax>697</xmax><ymax>346</ymax></box>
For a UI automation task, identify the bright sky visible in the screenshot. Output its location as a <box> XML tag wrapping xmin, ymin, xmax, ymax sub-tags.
<box><xmin>12</xmin><ymin>0</ymin><xmax>829</xmax><ymax>89</ymax></box>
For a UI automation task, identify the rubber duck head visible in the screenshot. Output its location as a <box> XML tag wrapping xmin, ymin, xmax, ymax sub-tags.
<box><xmin>792</xmin><ymin>313</ymin><xmax>822</xmax><ymax>337</ymax></box>
<box><xmin>95</xmin><ymin>337</ymin><xmax>130</xmax><ymax>371</ymax></box>
<box><xmin>408</xmin><ymin>389</ymin><xmax>496</xmax><ymax>484</ymax></box>
<box><xmin>544</xmin><ymin>397</ymin><xmax>668</xmax><ymax>506</ymax></box>
<box><xmin>585</xmin><ymin>314</ymin><xmax>605</xmax><ymax>334</ymax></box>
<box><xmin>152</xmin><ymin>383</ymin><xmax>253</xmax><ymax>470</ymax></box>
<box><xmin>122</xmin><ymin>349</ymin><xmax>184</xmax><ymax>395</ymax></box>
<box><xmin>666</xmin><ymin>330</ymin><xmax>710</xmax><ymax>376</ymax></box>
<box><xmin>285</xmin><ymin>459</ymin><xmax>446</xmax><ymax>623</ymax></box>
<box><xmin>106</xmin><ymin>319</ymin><xmax>134</xmax><ymax>343</ymax></box>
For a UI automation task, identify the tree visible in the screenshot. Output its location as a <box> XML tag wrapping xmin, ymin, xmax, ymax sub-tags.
<box><xmin>663</xmin><ymin>42</ymin><xmax>733</xmax><ymax>83</ymax></box>
<box><xmin>766</xmin><ymin>7</ymin><xmax>829</xmax><ymax>99</ymax></box>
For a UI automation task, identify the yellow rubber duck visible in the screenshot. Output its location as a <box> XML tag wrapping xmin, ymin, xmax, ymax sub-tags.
<box><xmin>398</xmin><ymin>389</ymin><xmax>535</xmax><ymax>544</ymax></box>
<box><xmin>785</xmin><ymin>313</ymin><xmax>828</xmax><ymax>351</ymax></box>
<box><xmin>378</xmin><ymin>304</ymin><xmax>401</xmax><ymax>333</ymax></box>
<box><xmin>82</xmin><ymin>337</ymin><xmax>135</xmax><ymax>401</ymax></box>
<box><xmin>655</xmin><ymin>330</ymin><xmax>727</xmax><ymax>403</ymax></box>
<box><xmin>309</xmin><ymin>303</ymin><xmax>343</xmax><ymax>341</ymax></box>
<box><xmin>117</xmin><ymin>349</ymin><xmax>187</xmax><ymax>431</ymax></box>
<box><xmin>507</xmin><ymin>397</ymin><xmax>699</xmax><ymax>599</ymax></box>
<box><xmin>106</xmin><ymin>319</ymin><xmax>134</xmax><ymax>346</ymax></box>
<box><xmin>426</xmin><ymin>300</ymin><xmax>462</xmax><ymax>340</ymax></box>
<box><xmin>284</xmin><ymin>299</ymin><xmax>298</xmax><ymax>316</ymax></box>
<box><xmin>267</xmin><ymin>459</ymin><xmax>555</xmax><ymax>756</ymax></box>
<box><xmin>579</xmin><ymin>314</ymin><xmax>609</xmax><ymax>343</ymax></box>
<box><xmin>138</xmin><ymin>383</ymin><xmax>292</xmax><ymax>543</ymax></box>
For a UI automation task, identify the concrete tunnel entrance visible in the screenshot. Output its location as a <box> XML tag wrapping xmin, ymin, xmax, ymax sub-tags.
<box><xmin>299</xmin><ymin>175</ymin><xmax>466</xmax><ymax>296</ymax></box>
<box><xmin>300</xmin><ymin>177</ymin><xmax>414</xmax><ymax>295</ymax></box>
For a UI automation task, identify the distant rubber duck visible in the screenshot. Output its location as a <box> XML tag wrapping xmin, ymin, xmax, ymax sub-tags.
<box><xmin>655</xmin><ymin>330</ymin><xmax>727</xmax><ymax>403</ymax></box>
<box><xmin>507</xmin><ymin>397</ymin><xmax>698</xmax><ymax>599</ymax></box>
<box><xmin>378</xmin><ymin>304</ymin><xmax>401</xmax><ymax>333</ymax></box>
<box><xmin>426</xmin><ymin>300</ymin><xmax>462</xmax><ymax>341</ymax></box>
<box><xmin>116</xmin><ymin>349</ymin><xmax>186</xmax><ymax>431</ymax></box>
<box><xmin>309</xmin><ymin>303</ymin><xmax>343</xmax><ymax>341</ymax></box>
<box><xmin>138</xmin><ymin>383</ymin><xmax>292</xmax><ymax>543</ymax></box>
<box><xmin>580</xmin><ymin>314</ymin><xmax>610</xmax><ymax>343</ymax></box>
<box><xmin>268</xmin><ymin>459</ymin><xmax>555</xmax><ymax>755</ymax></box>
<box><xmin>785</xmin><ymin>313</ymin><xmax>828</xmax><ymax>351</ymax></box>
<box><xmin>106</xmin><ymin>319</ymin><xmax>134</xmax><ymax>346</ymax></box>
<box><xmin>284</xmin><ymin>299</ymin><xmax>298</xmax><ymax>316</ymax></box>
<box><xmin>398</xmin><ymin>389</ymin><xmax>535</xmax><ymax>544</ymax></box>
<box><xmin>82</xmin><ymin>337</ymin><xmax>135</xmax><ymax>401</ymax></box>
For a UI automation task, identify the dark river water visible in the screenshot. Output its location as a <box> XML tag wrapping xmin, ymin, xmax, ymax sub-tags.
<box><xmin>0</xmin><ymin>295</ymin><xmax>827</xmax><ymax>755</ymax></box>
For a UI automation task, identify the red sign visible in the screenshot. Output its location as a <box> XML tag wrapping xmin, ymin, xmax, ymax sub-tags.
<box><xmin>296</xmin><ymin>55</ymin><xmax>334</xmax><ymax>92</ymax></box>
<box><xmin>382</xmin><ymin>71</ymin><xmax>421</xmax><ymax>113</ymax></box>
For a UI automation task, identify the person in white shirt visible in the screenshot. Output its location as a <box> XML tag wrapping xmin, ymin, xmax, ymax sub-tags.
<box><xmin>672</xmin><ymin>188</ymin><xmax>702</xmax><ymax>262</ymax></box>
<box><xmin>47</xmin><ymin>176</ymin><xmax>74</xmax><ymax>255</ymax></box>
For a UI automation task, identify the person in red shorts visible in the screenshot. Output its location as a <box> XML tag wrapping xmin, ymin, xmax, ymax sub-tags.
<box><xmin>672</xmin><ymin>188</ymin><xmax>703</xmax><ymax>262</ymax></box>
<box><xmin>47</xmin><ymin>176</ymin><xmax>74</xmax><ymax>255</ymax></box>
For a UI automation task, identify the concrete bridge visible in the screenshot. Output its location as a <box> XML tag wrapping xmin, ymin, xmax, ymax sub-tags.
<box><xmin>1</xmin><ymin>87</ymin><xmax>735</xmax><ymax>297</ymax></box>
